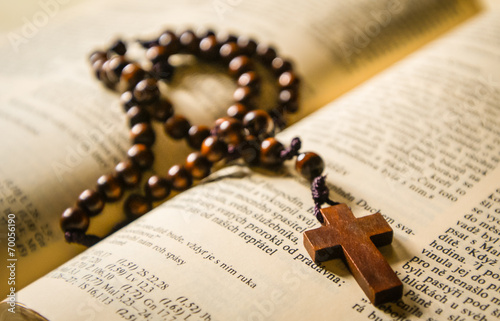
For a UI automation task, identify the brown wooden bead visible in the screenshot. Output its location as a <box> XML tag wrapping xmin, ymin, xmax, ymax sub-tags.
<box><xmin>201</xmin><ymin>136</ymin><xmax>227</xmax><ymax>162</ymax></box>
<box><xmin>227</xmin><ymin>103</ymin><xmax>249</xmax><ymax>120</ymax></box>
<box><xmin>77</xmin><ymin>189</ymin><xmax>105</xmax><ymax>216</ymax></box>
<box><xmin>236</xmin><ymin>36</ymin><xmax>257</xmax><ymax>56</ymax></box>
<box><xmin>278</xmin><ymin>71</ymin><xmax>300</xmax><ymax>89</ymax></box>
<box><xmin>89</xmin><ymin>50</ymin><xmax>107</xmax><ymax>64</ymax></box>
<box><xmin>243</xmin><ymin>109</ymin><xmax>274</xmax><ymax>137</ymax></box>
<box><xmin>158</xmin><ymin>30</ymin><xmax>180</xmax><ymax>55</ymax></box>
<box><xmin>130</xmin><ymin>122</ymin><xmax>156</xmax><ymax>147</ymax></box>
<box><xmin>133</xmin><ymin>78</ymin><xmax>160</xmax><ymax>105</ymax></box>
<box><xmin>148</xmin><ymin>98</ymin><xmax>174</xmax><ymax>122</ymax></box>
<box><xmin>233</xmin><ymin>86</ymin><xmax>256</xmax><ymax>107</ymax></box>
<box><xmin>146</xmin><ymin>45</ymin><xmax>168</xmax><ymax>63</ymax></box>
<box><xmin>127</xmin><ymin>106</ymin><xmax>150</xmax><ymax>127</ymax></box>
<box><xmin>219</xmin><ymin>42</ymin><xmax>240</xmax><ymax>63</ymax></box>
<box><xmin>260</xmin><ymin>137</ymin><xmax>284</xmax><ymax>166</ymax></box>
<box><xmin>216</xmin><ymin>117</ymin><xmax>245</xmax><ymax>145</ymax></box>
<box><xmin>185</xmin><ymin>152</ymin><xmax>212</xmax><ymax>179</ymax></box>
<box><xmin>237</xmin><ymin>71</ymin><xmax>260</xmax><ymax>91</ymax></box>
<box><xmin>60</xmin><ymin>207</ymin><xmax>90</xmax><ymax>232</ymax></box>
<box><xmin>167</xmin><ymin>165</ymin><xmax>193</xmax><ymax>191</ymax></box>
<box><xmin>187</xmin><ymin>125</ymin><xmax>211</xmax><ymax>149</ymax></box>
<box><xmin>97</xmin><ymin>174</ymin><xmax>123</xmax><ymax>202</ymax></box>
<box><xmin>228</xmin><ymin>55</ymin><xmax>253</xmax><ymax>78</ymax></box>
<box><xmin>164</xmin><ymin>115</ymin><xmax>191</xmax><ymax>140</ymax></box>
<box><xmin>91</xmin><ymin>59</ymin><xmax>105</xmax><ymax>80</ymax></box>
<box><xmin>217</xmin><ymin>32</ymin><xmax>237</xmax><ymax>44</ymax></box>
<box><xmin>109</xmin><ymin>39</ymin><xmax>127</xmax><ymax>56</ymax></box>
<box><xmin>124</xmin><ymin>193</ymin><xmax>152</xmax><ymax>220</ymax></box>
<box><xmin>256</xmin><ymin>44</ymin><xmax>277</xmax><ymax>65</ymax></box>
<box><xmin>271</xmin><ymin>57</ymin><xmax>292</xmax><ymax>76</ymax></box>
<box><xmin>278</xmin><ymin>89</ymin><xmax>299</xmax><ymax>113</ymax></box>
<box><xmin>199</xmin><ymin>35</ymin><xmax>219</xmax><ymax>60</ymax></box>
<box><xmin>144</xmin><ymin>175</ymin><xmax>171</xmax><ymax>201</ymax></box>
<box><xmin>295</xmin><ymin>152</ymin><xmax>325</xmax><ymax>181</ymax></box>
<box><xmin>128</xmin><ymin>144</ymin><xmax>154</xmax><ymax>169</ymax></box>
<box><xmin>99</xmin><ymin>60</ymin><xmax>116</xmax><ymax>88</ymax></box>
<box><xmin>179</xmin><ymin>30</ymin><xmax>199</xmax><ymax>54</ymax></box>
<box><xmin>238</xmin><ymin>135</ymin><xmax>260</xmax><ymax>165</ymax></box>
<box><xmin>120</xmin><ymin>63</ymin><xmax>146</xmax><ymax>92</ymax></box>
<box><xmin>120</xmin><ymin>91</ymin><xmax>136</xmax><ymax>111</ymax></box>
<box><xmin>106</xmin><ymin>55</ymin><xmax>128</xmax><ymax>83</ymax></box>
<box><xmin>115</xmin><ymin>161</ymin><xmax>142</xmax><ymax>188</ymax></box>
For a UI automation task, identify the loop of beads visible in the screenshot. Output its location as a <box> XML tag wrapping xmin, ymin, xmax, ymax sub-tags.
<box><xmin>61</xmin><ymin>29</ymin><xmax>326</xmax><ymax>247</ymax></box>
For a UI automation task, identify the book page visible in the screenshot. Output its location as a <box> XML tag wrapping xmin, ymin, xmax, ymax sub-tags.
<box><xmin>8</xmin><ymin>7</ymin><xmax>500</xmax><ymax>320</ymax></box>
<box><xmin>0</xmin><ymin>0</ymin><xmax>480</xmax><ymax>300</ymax></box>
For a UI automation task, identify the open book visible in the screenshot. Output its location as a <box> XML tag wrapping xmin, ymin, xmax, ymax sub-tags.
<box><xmin>1</xmin><ymin>0</ymin><xmax>500</xmax><ymax>319</ymax></box>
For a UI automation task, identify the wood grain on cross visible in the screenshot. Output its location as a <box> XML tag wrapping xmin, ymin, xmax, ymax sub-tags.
<box><xmin>303</xmin><ymin>204</ymin><xmax>402</xmax><ymax>305</ymax></box>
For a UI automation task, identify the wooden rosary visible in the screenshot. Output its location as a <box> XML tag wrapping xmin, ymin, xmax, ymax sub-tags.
<box><xmin>59</xmin><ymin>29</ymin><xmax>402</xmax><ymax>305</ymax></box>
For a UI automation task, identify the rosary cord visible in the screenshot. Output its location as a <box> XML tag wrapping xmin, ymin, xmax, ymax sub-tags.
<box><xmin>311</xmin><ymin>175</ymin><xmax>340</xmax><ymax>223</ymax></box>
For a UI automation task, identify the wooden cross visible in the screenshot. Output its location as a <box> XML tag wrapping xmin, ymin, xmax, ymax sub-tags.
<box><xmin>303</xmin><ymin>204</ymin><xmax>402</xmax><ymax>305</ymax></box>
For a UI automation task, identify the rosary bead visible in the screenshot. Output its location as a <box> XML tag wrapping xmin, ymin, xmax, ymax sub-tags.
<box><xmin>144</xmin><ymin>175</ymin><xmax>171</xmax><ymax>201</ymax></box>
<box><xmin>201</xmin><ymin>136</ymin><xmax>227</xmax><ymax>162</ymax></box>
<box><xmin>238</xmin><ymin>135</ymin><xmax>260</xmax><ymax>165</ymax></box>
<box><xmin>199</xmin><ymin>35</ymin><xmax>219</xmax><ymax>60</ymax></box>
<box><xmin>260</xmin><ymin>137</ymin><xmax>284</xmax><ymax>166</ymax></box>
<box><xmin>120</xmin><ymin>91</ymin><xmax>137</xmax><ymax>112</ymax></box>
<box><xmin>120</xmin><ymin>63</ymin><xmax>146</xmax><ymax>93</ymax></box>
<box><xmin>237</xmin><ymin>71</ymin><xmax>260</xmax><ymax>91</ymax></box>
<box><xmin>243</xmin><ymin>109</ymin><xmax>274</xmax><ymax>137</ymax></box>
<box><xmin>130</xmin><ymin>122</ymin><xmax>156</xmax><ymax>147</ymax></box>
<box><xmin>124</xmin><ymin>193</ymin><xmax>152</xmax><ymax>220</ymax></box>
<box><xmin>128</xmin><ymin>144</ymin><xmax>155</xmax><ymax>169</ymax></box>
<box><xmin>99</xmin><ymin>60</ymin><xmax>117</xmax><ymax>88</ymax></box>
<box><xmin>236</xmin><ymin>36</ymin><xmax>257</xmax><ymax>56</ymax></box>
<box><xmin>185</xmin><ymin>152</ymin><xmax>212</xmax><ymax>179</ymax></box>
<box><xmin>89</xmin><ymin>50</ymin><xmax>107</xmax><ymax>64</ymax></box>
<box><xmin>133</xmin><ymin>79</ymin><xmax>160</xmax><ymax>105</ymax></box>
<box><xmin>150</xmin><ymin>60</ymin><xmax>174</xmax><ymax>81</ymax></box>
<box><xmin>77</xmin><ymin>189</ymin><xmax>105</xmax><ymax>216</ymax></box>
<box><xmin>108</xmin><ymin>39</ymin><xmax>127</xmax><ymax>56</ymax></box>
<box><xmin>278</xmin><ymin>71</ymin><xmax>300</xmax><ymax>89</ymax></box>
<box><xmin>271</xmin><ymin>57</ymin><xmax>292</xmax><ymax>76</ymax></box>
<box><xmin>227</xmin><ymin>103</ymin><xmax>249</xmax><ymax>120</ymax></box>
<box><xmin>60</xmin><ymin>207</ymin><xmax>90</xmax><ymax>232</ymax></box>
<box><xmin>106</xmin><ymin>55</ymin><xmax>128</xmax><ymax>83</ymax></box>
<box><xmin>295</xmin><ymin>152</ymin><xmax>325</xmax><ymax>181</ymax></box>
<box><xmin>256</xmin><ymin>44</ymin><xmax>277</xmax><ymax>65</ymax></box>
<box><xmin>228</xmin><ymin>55</ymin><xmax>253</xmax><ymax>78</ymax></box>
<box><xmin>127</xmin><ymin>106</ymin><xmax>151</xmax><ymax>127</ymax></box>
<box><xmin>97</xmin><ymin>174</ymin><xmax>123</xmax><ymax>202</ymax></box>
<box><xmin>158</xmin><ymin>30</ymin><xmax>180</xmax><ymax>55</ymax></box>
<box><xmin>148</xmin><ymin>98</ymin><xmax>174</xmax><ymax>122</ymax></box>
<box><xmin>167</xmin><ymin>165</ymin><xmax>193</xmax><ymax>190</ymax></box>
<box><xmin>216</xmin><ymin>117</ymin><xmax>245</xmax><ymax>145</ymax></box>
<box><xmin>146</xmin><ymin>45</ymin><xmax>168</xmax><ymax>63</ymax></box>
<box><xmin>91</xmin><ymin>59</ymin><xmax>105</xmax><ymax>80</ymax></box>
<box><xmin>278</xmin><ymin>89</ymin><xmax>299</xmax><ymax>113</ymax></box>
<box><xmin>233</xmin><ymin>86</ymin><xmax>256</xmax><ymax>108</ymax></box>
<box><xmin>217</xmin><ymin>32</ymin><xmax>238</xmax><ymax>45</ymax></box>
<box><xmin>164</xmin><ymin>115</ymin><xmax>191</xmax><ymax>140</ymax></box>
<box><xmin>115</xmin><ymin>161</ymin><xmax>142</xmax><ymax>188</ymax></box>
<box><xmin>219</xmin><ymin>42</ymin><xmax>240</xmax><ymax>63</ymax></box>
<box><xmin>187</xmin><ymin>125</ymin><xmax>211</xmax><ymax>149</ymax></box>
<box><xmin>179</xmin><ymin>30</ymin><xmax>200</xmax><ymax>54</ymax></box>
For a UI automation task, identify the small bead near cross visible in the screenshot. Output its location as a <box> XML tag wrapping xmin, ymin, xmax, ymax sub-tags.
<box><xmin>303</xmin><ymin>204</ymin><xmax>402</xmax><ymax>305</ymax></box>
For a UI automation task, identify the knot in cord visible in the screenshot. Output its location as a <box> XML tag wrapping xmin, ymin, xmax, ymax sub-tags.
<box><xmin>311</xmin><ymin>175</ymin><xmax>339</xmax><ymax>223</ymax></box>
